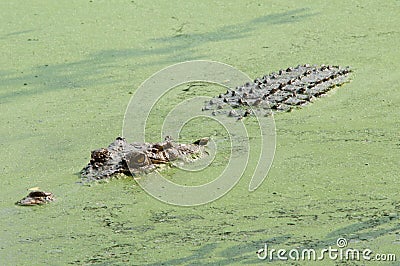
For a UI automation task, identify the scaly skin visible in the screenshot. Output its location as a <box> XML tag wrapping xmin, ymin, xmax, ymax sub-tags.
<box><xmin>203</xmin><ymin>64</ymin><xmax>351</xmax><ymax>117</ymax></box>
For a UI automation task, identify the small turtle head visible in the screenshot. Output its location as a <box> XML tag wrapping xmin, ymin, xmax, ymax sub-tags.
<box><xmin>16</xmin><ymin>191</ymin><xmax>55</xmax><ymax>206</ymax></box>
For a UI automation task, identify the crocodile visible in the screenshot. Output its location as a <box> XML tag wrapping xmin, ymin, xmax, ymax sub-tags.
<box><xmin>81</xmin><ymin>136</ymin><xmax>208</xmax><ymax>181</ymax></box>
<box><xmin>81</xmin><ymin>64</ymin><xmax>351</xmax><ymax>181</ymax></box>
<box><xmin>203</xmin><ymin>64</ymin><xmax>351</xmax><ymax>118</ymax></box>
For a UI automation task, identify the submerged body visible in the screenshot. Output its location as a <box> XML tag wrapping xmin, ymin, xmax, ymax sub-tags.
<box><xmin>203</xmin><ymin>64</ymin><xmax>351</xmax><ymax>117</ymax></box>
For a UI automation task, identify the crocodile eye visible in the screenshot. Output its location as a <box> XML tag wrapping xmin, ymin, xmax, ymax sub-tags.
<box><xmin>126</xmin><ymin>151</ymin><xmax>149</xmax><ymax>169</ymax></box>
<box><xmin>135</xmin><ymin>154</ymin><xmax>145</xmax><ymax>164</ymax></box>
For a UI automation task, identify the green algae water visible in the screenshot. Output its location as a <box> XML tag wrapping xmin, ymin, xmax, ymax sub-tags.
<box><xmin>1</xmin><ymin>1</ymin><xmax>399</xmax><ymax>265</ymax></box>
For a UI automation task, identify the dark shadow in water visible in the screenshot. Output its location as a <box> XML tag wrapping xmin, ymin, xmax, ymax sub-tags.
<box><xmin>0</xmin><ymin>8</ymin><xmax>317</xmax><ymax>103</ymax></box>
<box><xmin>325</xmin><ymin>215</ymin><xmax>400</xmax><ymax>240</ymax></box>
<box><xmin>152</xmin><ymin>8</ymin><xmax>316</xmax><ymax>46</ymax></box>
<box><xmin>251</xmin><ymin>8</ymin><xmax>315</xmax><ymax>25</ymax></box>
<box><xmin>149</xmin><ymin>215</ymin><xmax>399</xmax><ymax>265</ymax></box>
<box><xmin>0</xmin><ymin>29</ymin><xmax>36</xmax><ymax>40</ymax></box>
<box><xmin>143</xmin><ymin>243</ymin><xmax>219</xmax><ymax>266</ymax></box>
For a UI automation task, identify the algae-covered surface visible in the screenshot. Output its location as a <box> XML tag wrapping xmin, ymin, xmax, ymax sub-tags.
<box><xmin>1</xmin><ymin>1</ymin><xmax>399</xmax><ymax>265</ymax></box>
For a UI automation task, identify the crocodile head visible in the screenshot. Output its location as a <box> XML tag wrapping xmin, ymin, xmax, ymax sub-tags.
<box><xmin>81</xmin><ymin>137</ymin><xmax>208</xmax><ymax>181</ymax></box>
